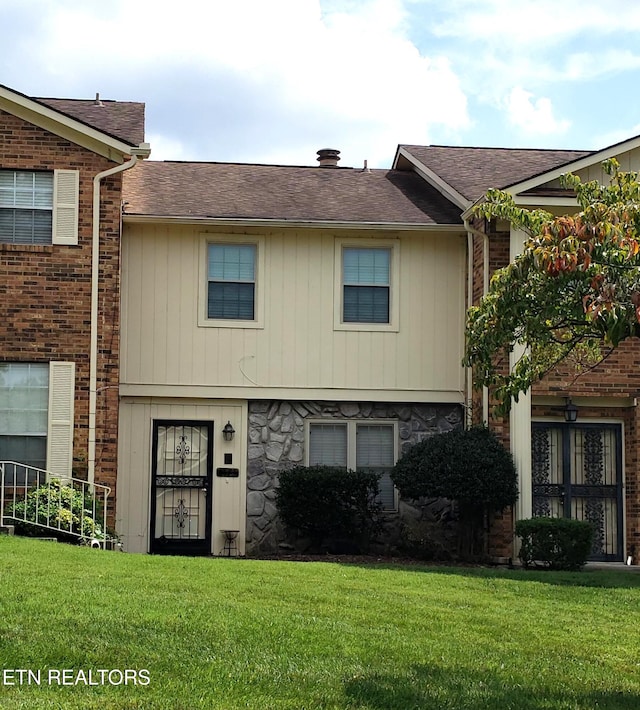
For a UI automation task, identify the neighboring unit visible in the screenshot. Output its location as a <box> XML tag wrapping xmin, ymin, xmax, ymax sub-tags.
<box><xmin>0</xmin><ymin>85</ymin><xmax>149</xmax><ymax>507</ymax></box>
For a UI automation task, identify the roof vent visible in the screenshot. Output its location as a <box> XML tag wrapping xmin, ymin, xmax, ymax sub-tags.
<box><xmin>94</xmin><ymin>92</ymin><xmax>104</xmax><ymax>107</ymax></box>
<box><xmin>317</xmin><ymin>148</ymin><xmax>340</xmax><ymax>168</ymax></box>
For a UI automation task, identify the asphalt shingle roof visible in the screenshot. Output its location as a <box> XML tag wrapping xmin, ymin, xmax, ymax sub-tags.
<box><xmin>123</xmin><ymin>161</ymin><xmax>463</xmax><ymax>225</ymax></box>
<box><xmin>400</xmin><ymin>145</ymin><xmax>594</xmax><ymax>202</ymax></box>
<box><xmin>36</xmin><ymin>97</ymin><xmax>145</xmax><ymax>146</ymax></box>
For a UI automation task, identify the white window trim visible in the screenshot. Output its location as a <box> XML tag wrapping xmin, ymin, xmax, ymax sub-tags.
<box><xmin>305</xmin><ymin>418</ymin><xmax>399</xmax><ymax>512</ymax></box>
<box><xmin>333</xmin><ymin>237</ymin><xmax>400</xmax><ymax>332</ymax></box>
<box><xmin>198</xmin><ymin>234</ymin><xmax>265</xmax><ymax>329</ymax></box>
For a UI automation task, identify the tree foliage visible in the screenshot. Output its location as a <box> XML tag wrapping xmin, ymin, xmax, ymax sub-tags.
<box><xmin>392</xmin><ymin>427</ymin><xmax>517</xmax><ymax>559</ymax></box>
<box><xmin>464</xmin><ymin>159</ymin><xmax>640</xmax><ymax>413</ymax></box>
<box><xmin>391</xmin><ymin>427</ymin><xmax>518</xmax><ymax>511</ymax></box>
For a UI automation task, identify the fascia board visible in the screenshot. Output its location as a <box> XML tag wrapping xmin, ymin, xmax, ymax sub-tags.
<box><xmin>123</xmin><ymin>214</ymin><xmax>465</xmax><ymax>231</ymax></box>
<box><xmin>395</xmin><ymin>147</ymin><xmax>471</xmax><ymax>211</ymax></box>
<box><xmin>462</xmin><ymin>195</ymin><xmax>579</xmax><ymax>221</ymax></box>
<box><xmin>504</xmin><ymin>137</ymin><xmax>640</xmax><ymax>195</ymax></box>
<box><xmin>513</xmin><ymin>196</ymin><xmax>578</xmax><ymax>207</ymax></box>
<box><xmin>0</xmin><ymin>87</ymin><xmax>135</xmax><ymax>162</ymax></box>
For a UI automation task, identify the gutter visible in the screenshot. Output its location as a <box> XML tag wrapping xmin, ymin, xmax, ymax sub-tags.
<box><xmin>88</xmin><ymin>144</ymin><xmax>150</xmax><ymax>486</ymax></box>
<box><xmin>122</xmin><ymin>214</ymin><xmax>465</xmax><ymax>232</ymax></box>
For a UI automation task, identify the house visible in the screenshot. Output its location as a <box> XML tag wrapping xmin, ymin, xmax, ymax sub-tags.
<box><xmin>0</xmin><ymin>85</ymin><xmax>149</xmax><ymax>508</ymax></box>
<box><xmin>2</xmin><ymin>82</ymin><xmax>639</xmax><ymax>562</ymax></box>
<box><xmin>116</xmin><ymin>152</ymin><xmax>467</xmax><ymax>555</ymax></box>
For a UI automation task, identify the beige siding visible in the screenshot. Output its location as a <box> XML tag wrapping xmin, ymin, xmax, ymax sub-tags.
<box><xmin>116</xmin><ymin>398</ymin><xmax>247</xmax><ymax>554</ymax></box>
<box><xmin>121</xmin><ymin>224</ymin><xmax>466</xmax><ymax>399</ymax></box>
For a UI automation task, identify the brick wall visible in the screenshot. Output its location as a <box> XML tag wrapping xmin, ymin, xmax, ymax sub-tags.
<box><xmin>0</xmin><ymin>109</ymin><xmax>123</xmax><ymax>499</ymax></box>
<box><xmin>471</xmin><ymin>216</ymin><xmax>640</xmax><ymax>561</ymax></box>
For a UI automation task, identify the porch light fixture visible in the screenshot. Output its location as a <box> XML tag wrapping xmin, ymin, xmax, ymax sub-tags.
<box><xmin>564</xmin><ymin>398</ymin><xmax>578</xmax><ymax>423</ymax></box>
<box><xmin>222</xmin><ymin>421</ymin><xmax>235</xmax><ymax>442</ymax></box>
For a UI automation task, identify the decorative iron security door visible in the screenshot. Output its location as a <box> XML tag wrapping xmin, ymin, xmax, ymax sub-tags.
<box><xmin>150</xmin><ymin>421</ymin><xmax>213</xmax><ymax>555</ymax></box>
<box><xmin>531</xmin><ymin>423</ymin><xmax>623</xmax><ymax>561</ymax></box>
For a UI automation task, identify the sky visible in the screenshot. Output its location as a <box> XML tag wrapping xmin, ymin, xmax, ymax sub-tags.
<box><xmin>2</xmin><ymin>0</ymin><xmax>640</xmax><ymax>168</ymax></box>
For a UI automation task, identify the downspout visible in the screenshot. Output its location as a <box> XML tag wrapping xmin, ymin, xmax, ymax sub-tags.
<box><xmin>464</xmin><ymin>217</ymin><xmax>490</xmax><ymax>425</ymax></box>
<box><xmin>88</xmin><ymin>145</ymin><xmax>150</xmax><ymax>486</ymax></box>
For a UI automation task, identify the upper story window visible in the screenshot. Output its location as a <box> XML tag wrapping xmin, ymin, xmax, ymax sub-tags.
<box><xmin>0</xmin><ymin>171</ymin><xmax>53</xmax><ymax>244</ymax></box>
<box><xmin>0</xmin><ymin>169</ymin><xmax>79</xmax><ymax>246</ymax></box>
<box><xmin>207</xmin><ymin>243</ymin><xmax>256</xmax><ymax>320</ymax></box>
<box><xmin>334</xmin><ymin>239</ymin><xmax>399</xmax><ymax>332</ymax></box>
<box><xmin>343</xmin><ymin>247</ymin><xmax>390</xmax><ymax>323</ymax></box>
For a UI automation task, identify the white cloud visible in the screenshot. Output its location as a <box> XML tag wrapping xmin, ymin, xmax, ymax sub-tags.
<box><xmin>505</xmin><ymin>87</ymin><xmax>570</xmax><ymax>136</ymax></box>
<box><xmin>2</xmin><ymin>0</ymin><xmax>469</xmax><ymax>166</ymax></box>
<box><xmin>144</xmin><ymin>133</ymin><xmax>190</xmax><ymax>162</ymax></box>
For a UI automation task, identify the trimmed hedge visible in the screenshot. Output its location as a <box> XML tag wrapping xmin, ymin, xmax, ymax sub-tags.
<box><xmin>516</xmin><ymin>517</ymin><xmax>593</xmax><ymax>571</ymax></box>
<box><xmin>391</xmin><ymin>426</ymin><xmax>518</xmax><ymax>511</ymax></box>
<box><xmin>275</xmin><ymin>465</ymin><xmax>382</xmax><ymax>552</ymax></box>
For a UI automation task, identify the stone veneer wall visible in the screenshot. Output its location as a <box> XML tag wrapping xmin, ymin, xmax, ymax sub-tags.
<box><xmin>246</xmin><ymin>400</ymin><xmax>463</xmax><ymax>554</ymax></box>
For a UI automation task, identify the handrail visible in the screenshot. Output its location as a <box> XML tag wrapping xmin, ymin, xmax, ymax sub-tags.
<box><xmin>0</xmin><ymin>461</ymin><xmax>111</xmax><ymax>549</ymax></box>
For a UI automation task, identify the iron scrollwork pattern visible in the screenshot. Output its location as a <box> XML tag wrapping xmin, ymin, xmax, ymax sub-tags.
<box><xmin>175</xmin><ymin>435</ymin><xmax>191</xmax><ymax>466</ymax></box>
<box><xmin>583</xmin><ymin>429</ymin><xmax>605</xmax><ymax>555</ymax></box>
<box><xmin>532</xmin><ymin>427</ymin><xmax>552</xmax><ymax>517</ymax></box>
<box><xmin>174</xmin><ymin>499</ymin><xmax>189</xmax><ymax>528</ymax></box>
<box><xmin>155</xmin><ymin>476</ymin><xmax>207</xmax><ymax>489</ymax></box>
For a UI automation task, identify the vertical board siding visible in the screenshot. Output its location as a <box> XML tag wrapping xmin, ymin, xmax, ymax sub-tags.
<box><xmin>121</xmin><ymin>225</ymin><xmax>466</xmax><ymax>393</ymax></box>
<box><xmin>116</xmin><ymin>398</ymin><xmax>247</xmax><ymax>554</ymax></box>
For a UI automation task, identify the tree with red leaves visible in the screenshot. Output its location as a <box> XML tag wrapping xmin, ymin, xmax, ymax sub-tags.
<box><xmin>464</xmin><ymin>159</ymin><xmax>640</xmax><ymax>414</ymax></box>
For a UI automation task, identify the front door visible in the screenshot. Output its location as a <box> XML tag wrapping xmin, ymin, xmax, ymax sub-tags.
<box><xmin>531</xmin><ymin>423</ymin><xmax>623</xmax><ymax>561</ymax></box>
<box><xmin>150</xmin><ymin>421</ymin><xmax>213</xmax><ymax>555</ymax></box>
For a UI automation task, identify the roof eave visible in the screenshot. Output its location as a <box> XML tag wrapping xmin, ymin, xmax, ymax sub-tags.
<box><xmin>0</xmin><ymin>84</ymin><xmax>141</xmax><ymax>162</ymax></box>
<box><xmin>123</xmin><ymin>214</ymin><xmax>464</xmax><ymax>231</ymax></box>
<box><xmin>501</xmin><ymin>138</ymin><xmax>640</xmax><ymax>195</ymax></box>
<box><xmin>394</xmin><ymin>147</ymin><xmax>471</xmax><ymax>211</ymax></box>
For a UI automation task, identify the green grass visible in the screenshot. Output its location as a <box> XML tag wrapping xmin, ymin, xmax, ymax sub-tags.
<box><xmin>1</xmin><ymin>537</ymin><xmax>640</xmax><ymax>709</ymax></box>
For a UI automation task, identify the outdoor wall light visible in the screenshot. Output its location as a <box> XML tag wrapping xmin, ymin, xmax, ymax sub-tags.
<box><xmin>222</xmin><ymin>421</ymin><xmax>235</xmax><ymax>442</ymax></box>
<box><xmin>564</xmin><ymin>398</ymin><xmax>579</xmax><ymax>423</ymax></box>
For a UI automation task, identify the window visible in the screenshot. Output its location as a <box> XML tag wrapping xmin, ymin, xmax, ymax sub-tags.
<box><xmin>308</xmin><ymin>420</ymin><xmax>397</xmax><ymax>511</ymax></box>
<box><xmin>0</xmin><ymin>363</ymin><xmax>49</xmax><ymax>469</ymax></box>
<box><xmin>334</xmin><ymin>239</ymin><xmax>399</xmax><ymax>331</ymax></box>
<box><xmin>343</xmin><ymin>247</ymin><xmax>390</xmax><ymax>323</ymax></box>
<box><xmin>0</xmin><ymin>169</ymin><xmax>79</xmax><ymax>246</ymax></box>
<box><xmin>207</xmin><ymin>244</ymin><xmax>256</xmax><ymax>320</ymax></box>
<box><xmin>0</xmin><ymin>171</ymin><xmax>53</xmax><ymax>244</ymax></box>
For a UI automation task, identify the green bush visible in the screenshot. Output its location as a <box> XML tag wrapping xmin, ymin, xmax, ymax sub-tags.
<box><xmin>392</xmin><ymin>427</ymin><xmax>518</xmax><ymax>509</ymax></box>
<box><xmin>391</xmin><ymin>427</ymin><xmax>518</xmax><ymax>558</ymax></box>
<box><xmin>516</xmin><ymin>517</ymin><xmax>594</xmax><ymax>570</ymax></box>
<box><xmin>6</xmin><ymin>479</ymin><xmax>105</xmax><ymax>542</ymax></box>
<box><xmin>275</xmin><ymin>465</ymin><xmax>382</xmax><ymax>552</ymax></box>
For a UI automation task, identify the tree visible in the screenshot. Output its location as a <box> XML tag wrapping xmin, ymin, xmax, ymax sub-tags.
<box><xmin>391</xmin><ymin>427</ymin><xmax>518</xmax><ymax>558</ymax></box>
<box><xmin>464</xmin><ymin>159</ymin><xmax>640</xmax><ymax>414</ymax></box>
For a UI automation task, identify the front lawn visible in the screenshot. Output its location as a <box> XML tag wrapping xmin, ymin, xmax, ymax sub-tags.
<box><xmin>0</xmin><ymin>536</ymin><xmax>639</xmax><ymax>709</ymax></box>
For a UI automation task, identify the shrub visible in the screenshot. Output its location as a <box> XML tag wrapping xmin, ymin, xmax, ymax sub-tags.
<box><xmin>392</xmin><ymin>427</ymin><xmax>518</xmax><ymax>508</ymax></box>
<box><xmin>516</xmin><ymin>517</ymin><xmax>593</xmax><ymax>571</ymax></box>
<box><xmin>391</xmin><ymin>426</ymin><xmax>518</xmax><ymax>558</ymax></box>
<box><xmin>275</xmin><ymin>465</ymin><xmax>382</xmax><ymax>552</ymax></box>
<box><xmin>6</xmin><ymin>479</ymin><xmax>105</xmax><ymax>542</ymax></box>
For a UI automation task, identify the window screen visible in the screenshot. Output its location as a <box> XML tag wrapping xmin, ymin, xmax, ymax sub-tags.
<box><xmin>0</xmin><ymin>171</ymin><xmax>53</xmax><ymax>245</ymax></box>
<box><xmin>207</xmin><ymin>244</ymin><xmax>256</xmax><ymax>319</ymax></box>
<box><xmin>343</xmin><ymin>247</ymin><xmax>390</xmax><ymax>323</ymax></box>
<box><xmin>0</xmin><ymin>363</ymin><xmax>49</xmax><ymax>469</ymax></box>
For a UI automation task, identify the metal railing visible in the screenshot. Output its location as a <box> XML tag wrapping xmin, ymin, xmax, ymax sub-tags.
<box><xmin>0</xmin><ymin>461</ymin><xmax>111</xmax><ymax>549</ymax></box>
